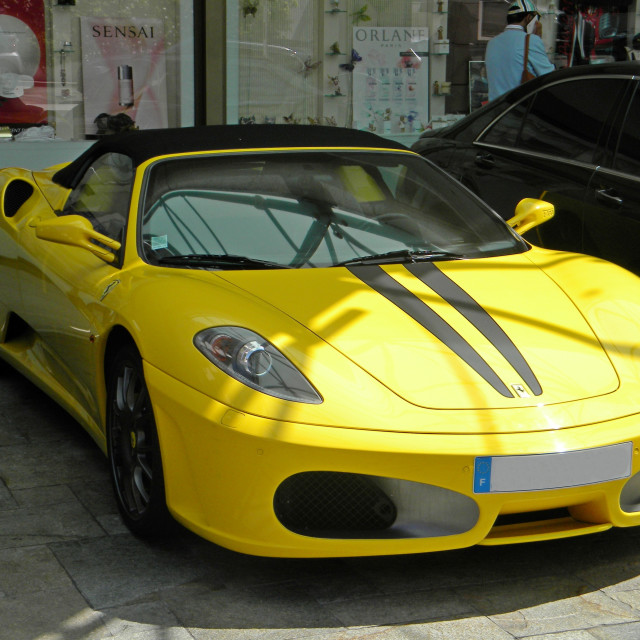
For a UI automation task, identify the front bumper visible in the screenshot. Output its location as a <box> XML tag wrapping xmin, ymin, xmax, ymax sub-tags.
<box><xmin>145</xmin><ymin>363</ymin><xmax>640</xmax><ymax>557</ymax></box>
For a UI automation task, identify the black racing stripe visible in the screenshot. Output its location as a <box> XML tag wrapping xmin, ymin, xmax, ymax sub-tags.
<box><xmin>406</xmin><ymin>262</ymin><xmax>542</xmax><ymax>396</ymax></box>
<box><xmin>348</xmin><ymin>265</ymin><xmax>513</xmax><ymax>398</ymax></box>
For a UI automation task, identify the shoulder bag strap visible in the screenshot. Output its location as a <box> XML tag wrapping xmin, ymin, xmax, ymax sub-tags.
<box><xmin>521</xmin><ymin>34</ymin><xmax>535</xmax><ymax>83</ymax></box>
<box><xmin>523</xmin><ymin>34</ymin><xmax>531</xmax><ymax>73</ymax></box>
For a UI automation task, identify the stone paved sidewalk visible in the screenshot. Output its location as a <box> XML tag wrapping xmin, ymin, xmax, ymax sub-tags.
<box><xmin>3</xmin><ymin>368</ymin><xmax>640</xmax><ymax>640</ymax></box>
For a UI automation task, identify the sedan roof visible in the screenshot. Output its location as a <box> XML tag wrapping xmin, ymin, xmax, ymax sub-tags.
<box><xmin>52</xmin><ymin>124</ymin><xmax>410</xmax><ymax>189</ymax></box>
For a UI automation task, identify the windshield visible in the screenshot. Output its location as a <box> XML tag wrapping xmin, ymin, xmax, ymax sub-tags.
<box><xmin>140</xmin><ymin>150</ymin><xmax>526</xmax><ymax>269</ymax></box>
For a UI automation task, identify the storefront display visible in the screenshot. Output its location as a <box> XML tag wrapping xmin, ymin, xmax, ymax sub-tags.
<box><xmin>226</xmin><ymin>0</ymin><xmax>439</xmax><ymax>141</ymax></box>
<box><xmin>0</xmin><ymin>0</ymin><xmax>193</xmax><ymax>144</ymax></box>
<box><xmin>1</xmin><ymin>0</ymin><xmax>640</xmax><ymax>156</ymax></box>
<box><xmin>351</xmin><ymin>27</ymin><xmax>429</xmax><ymax>135</ymax></box>
<box><xmin>0</xmin><ymin>0</ymin><xmax>47</xmax><ymax>132</ymax></box>
<box><xmin>468</xmin><ymin>60</ymin><xmax>488</xmax><ymax>112</ymax></box>
<box><xmin>80</xmin><ymin>17</ymin><xmax>169</xmax><ymax>136</ymax></box>
<box><xmin>555</xmin><ymin>0</ymin><xmax>633</xmax><ymax>66</ymax></box>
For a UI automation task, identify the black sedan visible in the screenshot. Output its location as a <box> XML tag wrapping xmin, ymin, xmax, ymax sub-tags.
<box><xmin>412</xmin><ymin>62</ymin><xmax>640</xmax><ymax>274</ymax></box>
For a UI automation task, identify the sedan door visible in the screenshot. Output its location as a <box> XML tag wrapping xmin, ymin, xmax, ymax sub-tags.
<box><xmin>472</xmin><ymin>77</ymin><xmax>631</xmax><ymax>255</ymax></box>
<box><xmin>582</xmin><ymin>79</ymin><xmax>640</xmax><ymax>274</ymax></box>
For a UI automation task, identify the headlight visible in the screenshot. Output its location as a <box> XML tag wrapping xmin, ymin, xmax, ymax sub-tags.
<box><xmin>194</xmin><ymin>326</ymin><xmax>323</xmax><ymax>404</ymax></box>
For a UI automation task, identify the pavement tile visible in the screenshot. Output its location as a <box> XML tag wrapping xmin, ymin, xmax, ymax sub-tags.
<box><xmin>255</xmin><ymin>618</ymin><xmax>513</xmax><ymax>640</ymax></box>
<box><xmin>0</xmin><ymin>586</ymin><xmax>109</xmax><ymax>640</ymax></box>
<box><xmin>576</xmin><ymin>551</ymin><xmax>640</xmax><ymax>595</ymax></box>
<box><xmin>286</xmin><ymin>569</ymin><xmax>387</xmax><ymax>604</ymax></box>
<box><xmin>0</xmin><ymin>373</ymin><xmax>83</xmax><ymax>442</ymax></box>
<box><xmin>11</xmin><ymin>483</ymin><xmax>78</xmax><ymax>507</ymax></box>
<box><xmin>414</xmin><ymin>617</ymin><xmax>515</xmax><ymax>639</ymax></box>
<box><xmin>0</xmin><ymin>500</ymin><xmax>106</xmax><ymax>549</ymax></box>
<box><xmin>163</xmin><ymin>581</ymin><xmax>344</xmax><ymax>631</ymax></box>
<box><xmin>0</xmin><ymin>438</ymin><xmax>106</xmax><ymax>491</ymax></box>
<box><xmin>68</xmin><ymin>477</ymin><xmax>118</xmax><ymax>516</ymax></box>
<box><xmin>341</xmin><ymin>541</ymin><xmax>584</xmax><ymax>597</ymax></box>
<box><xmin>0</xmin><ymin>477</ymin><xmax>15</xmax><ymax>510</ymax></box>
<box><xmin>488</xmin><ymin>591</ymin><xmax>638</xmax><ymax>638</ymax></box>
<box><xmin>188</xmin><ymin>628</ymin><xmax>347</xmax><ymax>640</ymax></box>
<box><xmin>0</xmin><ymin>411</ymin><xmax>29</xmax><ymax>446</ymax></box>
<box><xmin>96</xmin><ymin>512</ymin><xmax>131</xmax><ymax>536</ymax></box>
<box><xmin>588</xmin><ymin>621</ymin><xmax>640</xmax><ymax>639</ymax></box>
<box><xmin>365</xmin><ymin>617</ymin><xmax>515</xmax><ymax>639</ymax></box>
<box><xmin>0</xmin><ymin>545</ymin><xmax>73</xmax><ymax>596</ymax></box>
<box><xmin>317</xmin><ymin>588</ymin><xmax>476</xmax><ymax>627</ymax></box>
<box><xmin>518</xmin><ymin>632</ymin><xmax>597</xmax><ymax>640</ymax></box>
<box><xmin>601</xmin><ymin>587</ymin><xmax>640</xmax><ymax>614</ymax></box>
<box><xmin>188</xmin><ymin>626</ymin><xmax>443</xmax><ymax>640</ymax></box>
<box><xmin>49</xmin><ymin>534</ymin><xmax>218</xmax><ymax>609</ymax></box>
<box><xmin>99</xmin><ymin>600</ymin><xmax>196</xmax><ymax>639</ymax></box>
<box><xmin>456</xmin><ymin>574</ymin><xmax>602</xmax><ymax>616</ymax></box>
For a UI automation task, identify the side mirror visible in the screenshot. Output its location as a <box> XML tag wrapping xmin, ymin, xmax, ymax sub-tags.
<box><xmin>506</xmin><ymin>198</ymin><xmax>554</xmax><ymax>236</ymax></box>
<box><xmin>31</xmin><ymin>215</ymin><xmax>121</xmax><ymax>264</ymax></box>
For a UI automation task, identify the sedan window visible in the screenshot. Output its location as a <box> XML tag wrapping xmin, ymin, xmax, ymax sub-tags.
<box><xmin>478</xmin><ymin>98</ymin><xmax>532</xmax><ymax>148</ymax></box>
<box><xmin>612</xmin><ymin>84</ymin><xmax>640</xmax><ymax>175</ymax></box>
<box><xmin>481</xmin><ymin>78</ymin><xmax>626</xmax><ymax>164</ymax></box>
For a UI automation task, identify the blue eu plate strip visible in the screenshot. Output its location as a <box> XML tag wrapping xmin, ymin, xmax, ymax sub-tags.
<box><xmin>474</xmin><ymin>456</ymin><xmax>492</xmax><ymax>493</ymax></box>
<box><xmin>472</xmin><ymin>443</ymin><xmax>632</xmax><ymax>494</ymax></box>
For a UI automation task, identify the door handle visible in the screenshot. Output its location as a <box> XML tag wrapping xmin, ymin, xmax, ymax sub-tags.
<box><xmin>475</xmin><ymin>152</ymin><xmax>495</xmax><ymax>168</ymax></box>
<box><xmin>595</xmin><ymin>188</ymin><xmax>623</xmax><ymax>208</ymax></box>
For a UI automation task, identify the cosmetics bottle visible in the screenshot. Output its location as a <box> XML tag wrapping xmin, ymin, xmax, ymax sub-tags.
<box><xmin>118</xmin><ymin>65</ymin><xmax>134</xmax><ymax>107</ymax></box>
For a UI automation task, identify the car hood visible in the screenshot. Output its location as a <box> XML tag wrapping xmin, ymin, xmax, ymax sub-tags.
<box><xmin>218</xmin><ymin>254</ymin><xmax>619</xmax><ymax>410</ymax></box>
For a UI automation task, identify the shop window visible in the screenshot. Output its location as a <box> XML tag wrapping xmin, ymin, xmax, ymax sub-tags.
<box><xmin>227</xmin><ymin>0</ymin><xmax>318</xmax><ymax>125</ymax></box>
<box><xmin>226</xmin><ymin>0</ymin><xmax>432</xmax><ymax>136</ymax></box>
<box><xmin>0</xmin><ymin>0</ymin><xmax>194</xmax><ymax>141</ymax></box>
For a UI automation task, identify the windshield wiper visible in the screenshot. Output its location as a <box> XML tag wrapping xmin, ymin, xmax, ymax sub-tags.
<box><xmin>157</xmin><ymin>254</ymin><xmax>290</xmax><ymax>269</ymax></box>
<box><xmin>335</xmin><ymin>248</ymin><xmax>464</xmax><ymax>267</ymax></box>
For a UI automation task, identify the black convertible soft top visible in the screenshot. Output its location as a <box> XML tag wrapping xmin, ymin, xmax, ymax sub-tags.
<box><xmin>52</xmin><ymin>124</ymin><xmax>410</xmax><ymax>189</ymax></box>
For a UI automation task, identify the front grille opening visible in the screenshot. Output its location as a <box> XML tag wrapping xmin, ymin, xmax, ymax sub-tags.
<box><xmin>494</xmin><ymin>508</ymin><xmax>571</xmax><ymax>527</ymax></box>
<box><xmin>274</xmin><ymin>471</ymin><xmax>397</xmax><ymax>538</ymax></box>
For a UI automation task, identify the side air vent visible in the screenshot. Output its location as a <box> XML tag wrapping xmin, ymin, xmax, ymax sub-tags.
<box><xmin>274</xmin><ymin>471</ymin><xmax>397</xmax><ymax>537</ymax></box>
<box><xmin>274</xmin><ymin>471</ymin><xmax>480</xmax><ymax>540</ymax></box>
<box><xmin>3</xmin><ymin>180</ymin><xmax>34</xmax><ymax>217</ymax></box>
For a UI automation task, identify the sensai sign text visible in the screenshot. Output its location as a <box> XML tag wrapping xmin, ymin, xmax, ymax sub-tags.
<box><xmin>91</xmin><ymin>24</ymin><xmax>156</xmax><ymax>38</ymax></box>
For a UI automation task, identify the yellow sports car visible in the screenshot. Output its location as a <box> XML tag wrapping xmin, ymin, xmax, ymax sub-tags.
<box><xmin>2</xmin><ymin>124</ymin><xmax>640</xmax><ymax>558</ymax></box>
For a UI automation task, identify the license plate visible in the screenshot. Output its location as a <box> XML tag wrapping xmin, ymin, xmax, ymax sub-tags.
<box><xmin>474</xmin><ymin>442</ymin><xmax>632</xmax><ymax>494</ymax></box>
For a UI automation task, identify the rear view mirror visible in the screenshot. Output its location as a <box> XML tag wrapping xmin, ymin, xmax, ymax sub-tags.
<box><xmin>31</xmin><ymin>215</ymin><xmax>121</xmax><ymax>263</ymax></box>
<box><xmin>507</xmin><ymin>198</ymin><xmax>554</xmax><ymax>236</ymax></box>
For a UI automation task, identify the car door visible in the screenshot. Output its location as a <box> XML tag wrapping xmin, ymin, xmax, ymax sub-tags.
<box><xmin>582</xmin><ymin>79</ymin><xmax>640</xmax><ymax>274</ymax></box>
<box><xmin>452</xmin><ymin>76</ymin><xmax>629</xmax><ymax>255</ymax></box>
<box><xmin>18</xmin><ymin>152</ymin><xmax>134</xmax><ymax>427</ymax></box>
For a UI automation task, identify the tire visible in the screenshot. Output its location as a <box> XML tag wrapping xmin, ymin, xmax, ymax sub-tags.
<box><xmin>106</xmin><ymin>343</ymin><xmax>172</xmax><ymax>536</ymax></box>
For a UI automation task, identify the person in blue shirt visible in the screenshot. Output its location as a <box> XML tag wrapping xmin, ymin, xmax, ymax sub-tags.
<box><xmin>485</xmin><ymin>0</ymin><xmax>555</xmax><ymax>102</ymax></box>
